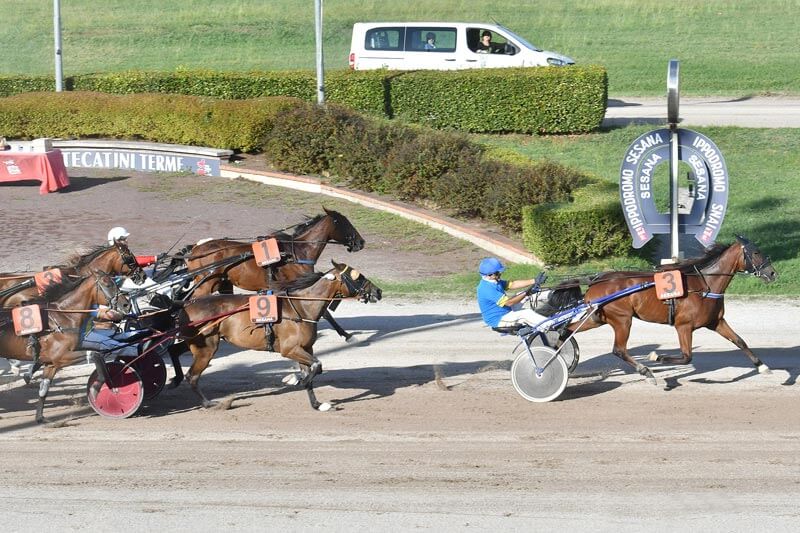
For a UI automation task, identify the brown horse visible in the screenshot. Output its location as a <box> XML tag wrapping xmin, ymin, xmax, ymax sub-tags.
<box><xmin>0</xmin><ymin>270</ymin><xmax>130</xmax><ymax>422</ymax></box>
<box><xmin>0</xmin><ymin>240</ymin><xmax>144</xmax><ymax>308</ymax></box>
<box><xmin>564</xmin><ymin>236</ymin><xmax>777</xmax><ymax>383</ymax></box>
<box><xmin>174</xmin><ymin>261</ymin><xmax>381</xmax><ymax>411</ymax></box>
<box><xmin>184</xmin><ymin>208</ymin><xmax>365</xmax><ymax>298</ymax></box>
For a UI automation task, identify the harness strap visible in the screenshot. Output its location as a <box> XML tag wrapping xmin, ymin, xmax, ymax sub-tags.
<box><xmin>701</xmin><ymin>291</ymin><xmax>725</xmax><ymax>299</ymax></box>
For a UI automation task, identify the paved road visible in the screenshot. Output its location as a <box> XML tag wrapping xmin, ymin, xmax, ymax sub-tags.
<box><xmin>604</xmin><ymin>96</ymin><xmax>800</xmax><ymax>128</ymax></box>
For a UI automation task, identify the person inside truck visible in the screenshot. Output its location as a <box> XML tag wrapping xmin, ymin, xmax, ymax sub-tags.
<box><xmin>424</xmin><ymin>32</ymin><xmax>437</xmax><ymax>50</ymax></box>
<box><xmin>475</xmin><ymin>30</ymin><xmax>496</xmax><ymax>53</ymax></box>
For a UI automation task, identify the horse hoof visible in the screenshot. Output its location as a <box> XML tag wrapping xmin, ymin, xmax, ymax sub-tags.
<box><xmin>282</xmin><ymin>373</ymin><xmax>300</xmax><ymax>386</ymax></box>
<box><xmin>647</xmin><ymin>351</ymin><xmax>659</xmax><ymax>362</ymax></box>
<box><xmin>318</xmin><ymin>402</ymin><xmax>332</xmax><ymax>412</ymax></box>
<box><xmin>758</xmin><ymin>364</ymin><xmax>771</xmax><ymax>374</ymax></box>
<box><xmin>345</xmin><ymin>335</ymin><xmax>357</xmax><ymax>344</ymax></box>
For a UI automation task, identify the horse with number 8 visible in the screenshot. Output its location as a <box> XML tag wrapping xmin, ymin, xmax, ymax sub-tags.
<box><xmin>0</xmin><ymin>270</ymin><xmax>130</xmax><ymax>423</ymax></box>
<box><xmin>563</xmin><ymin>235</ymin><xmax>777</xmax><ymax>383</ymax></box>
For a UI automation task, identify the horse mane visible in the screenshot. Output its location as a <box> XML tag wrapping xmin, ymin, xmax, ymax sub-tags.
<box><xmin>64</xmin><ymin>245</ymin><xmax>112</xmax><ymax>269</ymax></box>
<box><xmin>655</xmin><ymin>242</ymin><xmax>730</xmax><ymax>272</ymax></box>
<box><xmin>270</xmin><ymin>271</ymin><xmax>325</xmax><ymax>292</ymax></box>
<box><xmin>39</xmin><ymin>273</ymin><xmax>86</xmax><ymax>301</ymax></box>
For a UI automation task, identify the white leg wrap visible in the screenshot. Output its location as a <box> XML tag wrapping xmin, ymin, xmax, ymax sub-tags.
<box><xmin>39</xmin><ymin>378</ymin><xmax>51</xmax><ymax>398</ymax></box>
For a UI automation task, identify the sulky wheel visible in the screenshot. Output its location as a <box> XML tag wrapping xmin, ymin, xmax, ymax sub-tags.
<box><xmin>86</xmin><ymin>361</ymin><xmax>144</xmax><ymax>419</ymax></box>
<box><xmin>528</xmin><ymin>332</ymin><xmax>580</xmax><ymax>373</ymax></box>
<box><xmin>511</xmin><ymin>346</ymin><xmax>569</xmax><ymax>403</ymax></box>
<box><xmin>118</xmin><ymin>345</ymin><xmax>167</xmax><ymax>400</ymax></box>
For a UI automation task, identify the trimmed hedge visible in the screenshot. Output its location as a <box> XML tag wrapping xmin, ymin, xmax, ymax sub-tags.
<box><xmin>0</xmin><ymin>66</ymin><xmax>606</xmax><ymax>134</ymax></box>
<box><xmin>522</xmin><ymin>181</ymin><xmax>631</xmax><ymax>265</ymax></box>
<box><xmin>264</xmin><ymin>102</ymin><xmax>585</xmax><ymax>231</ymax></box>
<box><xmin>0</xmin><ymin>91</ymin><xmax>302</xmax><ymax>152</ymax></box>
<box><xmin>389</xmin><ymin>66</ymin><xmax>607</xmax><ymax>133</ymax></box>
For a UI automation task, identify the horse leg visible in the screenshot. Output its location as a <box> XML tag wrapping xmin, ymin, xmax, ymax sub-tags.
<box><xmin>323</xmin><ymin>309</ymin><xmax>353</xmax><ymax>342</ymax></box>
<box><xmin>652</xmin><ymin>323</ymin><xmax>695</xmax><ymax>365</ymax></box>
<box><xmin>300</xmin><ymin>361</ymin><xmax>327</xmax><ymax>411</ymax></box>
<box><xmin>712</xmin><ymin>318</ymin><xmax>770</xmax><ymax>374</ymax></box>
<box><xmin>284</xmin><ymin>347</ymin><xmax>330</xmax><ymax>412</ymax></box>
<box><xmin>34</xmin><ymin>366</ymin><xmax>58</xmax><ymax>423</ymax></box>
<box><xmin>608</xmin><ymin>316</ymin><xmax>657</xmax><ymax>386</ymax></box>
<box><xmin>167</xmin><ymin>342</ymin><xmax>189</xmax><ymax>388</ymax></box>
<box><xmin>22</xmin><ymin>361</ymin><xmax>42</xmax><ymax>385</ymax></box>
<box><xmin>184</xmin><ymin>339</ymin><xmax>220</xmax><ymax>408</ymax></box>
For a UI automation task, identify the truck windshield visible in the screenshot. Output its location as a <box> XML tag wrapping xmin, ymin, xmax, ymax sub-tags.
<box><xmin>497</xmin><ymin>24</ymin><xmax>542</xmax><ymax>52</ymax></box>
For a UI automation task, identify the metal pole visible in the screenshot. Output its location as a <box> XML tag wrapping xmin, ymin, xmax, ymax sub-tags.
<box><xmin>314</xmin><ymin>0</ymin><xmax>325</xmax><ymax>105</ymax></box>
<box><xmin>53</xmin><ymin>0</ymin><xmax>63</xmax><ymax>92</ymax></box>
<box><xmin>666</xmin><ymin>60</ymin><xmax>680</xmax><ymax>261</ymax></box>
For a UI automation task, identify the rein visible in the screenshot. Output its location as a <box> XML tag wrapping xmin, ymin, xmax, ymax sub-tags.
<box><xmin>0</xmin><ymin>273</ymin><xmax>35</xmax><ymax>280</ymax></box>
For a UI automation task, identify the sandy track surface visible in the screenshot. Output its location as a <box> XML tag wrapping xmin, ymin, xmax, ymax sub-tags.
<box><xmin>1</xmin><ymin>171</ymin><xmax>799</xmax><ymax>530</ymax></box>
<box><xmin>2</xmin><ymin>298</ymin><xmax>799</xmax><ymax>530</ymax></box>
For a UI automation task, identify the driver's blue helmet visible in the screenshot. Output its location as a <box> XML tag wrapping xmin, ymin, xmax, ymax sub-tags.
<box><xmin>479</xmin><ymin>257</ymin><xmax>505</xmax><ymax>276</ymax></box>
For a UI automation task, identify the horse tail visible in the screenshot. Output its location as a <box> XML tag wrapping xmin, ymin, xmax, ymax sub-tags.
<box><xmin>548</xmin><ymin>279</ymin><xmax>584</xmax><ymax>310</ymax></box>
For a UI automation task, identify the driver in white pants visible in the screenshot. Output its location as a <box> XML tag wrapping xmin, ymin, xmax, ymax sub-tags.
<box><xmin>476</xmin><ymin>257</ymin><xmax>548</xmax><ymax>329</ymax></box>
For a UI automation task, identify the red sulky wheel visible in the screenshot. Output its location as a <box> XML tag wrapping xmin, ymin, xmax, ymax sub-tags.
<box><xmin>118</xmin><ymin>347</ymin><xmax>167</xmax><ymax>400</ymax></box>
<box><xmin>86</xmin><ymin>361</ymin><xmax>144</xmax><ymax>419</ymax></box>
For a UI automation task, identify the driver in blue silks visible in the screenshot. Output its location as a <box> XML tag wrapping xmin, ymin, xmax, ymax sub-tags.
<box><xmin>476</xmin><ymin>257</ymin><xmax>547</xmax><ymax>329</ymax></box>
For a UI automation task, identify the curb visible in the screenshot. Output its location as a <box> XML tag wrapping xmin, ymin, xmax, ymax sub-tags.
<box><xmin>219</xmin><ymin>164</ymin><xmax>541</xmax><ymax>265</ymax></box>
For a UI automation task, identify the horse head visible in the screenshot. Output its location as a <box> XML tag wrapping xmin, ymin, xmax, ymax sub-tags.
<box><xmin>735</xmin><ymin>235</ymin><xmax>777</xmax><ymax>283</ymax></box>
<box><xmin>330</xmin><ymin>260</ymin><xmax>382</xmax><ymax>303</ymax></box>
<box><xmin>324</xmin><ymin>207</ymin><xmax>365</xmax><ymax>253</ymax></box>
<box><xmin>112</xmin><ymin>240</ymin><xmax>147</xmax><ymax>284</ymax></box>
<box><xmin>91</xmin><ymin>269</ymin><xmax>132</xmax><ymax>317</ymax></box>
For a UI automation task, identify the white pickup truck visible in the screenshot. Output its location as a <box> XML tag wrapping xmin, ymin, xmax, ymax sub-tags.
<box><xmin>349</xmin><ymin>22</ymin><xmax>574</xmax><ymax>71</ymax></box>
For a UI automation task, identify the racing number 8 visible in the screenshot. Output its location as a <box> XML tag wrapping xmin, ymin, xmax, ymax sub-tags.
<box><xmin>19</xmin><ymin>306</ymin><xmax>35</xmax><ymax>329</ymax></box>
<box><xmin>12</xmin><ymin>304</ymin><xmax>43</xmax><ymax>335</ymax></box>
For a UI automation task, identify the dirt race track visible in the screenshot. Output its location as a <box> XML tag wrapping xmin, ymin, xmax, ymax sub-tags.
<box><xmin>1</xmin><ymin>171</ymin><xmax>799</xmax><ymax>531</ymax></box>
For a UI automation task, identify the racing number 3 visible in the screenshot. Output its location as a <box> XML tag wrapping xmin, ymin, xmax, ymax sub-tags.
<box><xmin>34</xmin><ymin>268</ymin><xmax>63</xmax><ymax>295</ymax></box>
<box><xmin>654</xmin><ymin>270</ymin><xmax>685</xmax><ymax>300</ymax></box>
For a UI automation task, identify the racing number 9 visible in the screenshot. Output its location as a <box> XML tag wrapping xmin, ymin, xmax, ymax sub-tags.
<box><xmin>249</xmin><ymin>295</ymin><xmax>278</xmax><ymax>323</ymax></box>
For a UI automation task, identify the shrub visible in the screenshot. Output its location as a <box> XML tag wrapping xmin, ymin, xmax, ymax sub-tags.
<box><xmin>522</xmin><ymin>181</ymin><xmax>631</xmax><ymax>264</ymax></box>
<box><xmin>0</xmin><ymin>91</ymin><xmax>299</xmax><ymax>152</ymax></box>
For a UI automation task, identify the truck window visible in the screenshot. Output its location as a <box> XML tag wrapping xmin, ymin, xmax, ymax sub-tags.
<box><xmin>406</xmin><ymin>27</ymin><xmax>457</xmax><ymax>52</ymax></box>
<box><xmin>365</xmin><ymin>27</ymin><xmax>405</xmax><ymax>51</ymax></box>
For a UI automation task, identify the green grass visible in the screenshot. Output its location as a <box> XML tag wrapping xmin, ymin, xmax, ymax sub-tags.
<box><xmin>2</xmin><ymin>0</ymin><xmax>798</xmax><ymax>95</ymax></box>
<box><xmin>481</xmin><ymin>125</ymin><xmax>800</xmax><ymax>296</ymax></box>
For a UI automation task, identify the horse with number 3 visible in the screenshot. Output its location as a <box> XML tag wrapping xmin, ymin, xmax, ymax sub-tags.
<box><xmin>564</xmin><ymin>235</ymin><xmax>777</xmax><ymax>383</ymax></box>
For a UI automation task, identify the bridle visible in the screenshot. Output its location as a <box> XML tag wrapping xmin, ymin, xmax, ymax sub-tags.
<box><xmin>93</xmin><ymin>271</ymin><xmax>131</xmax><ymax>315</ymax></box>
<box><xmin>114</xmin><ymin>240</ymin><xmax>146</xmax><ymax>284</ymax></box>
<box><xmin>741</xmin><ymin>241</ymin><xmax>773</xmax><ymax>279</ymax></box>
<box><xmin>336</xmin><ymin>265</ymin><xmax>372</xmax><ymax>302</ymax></box>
